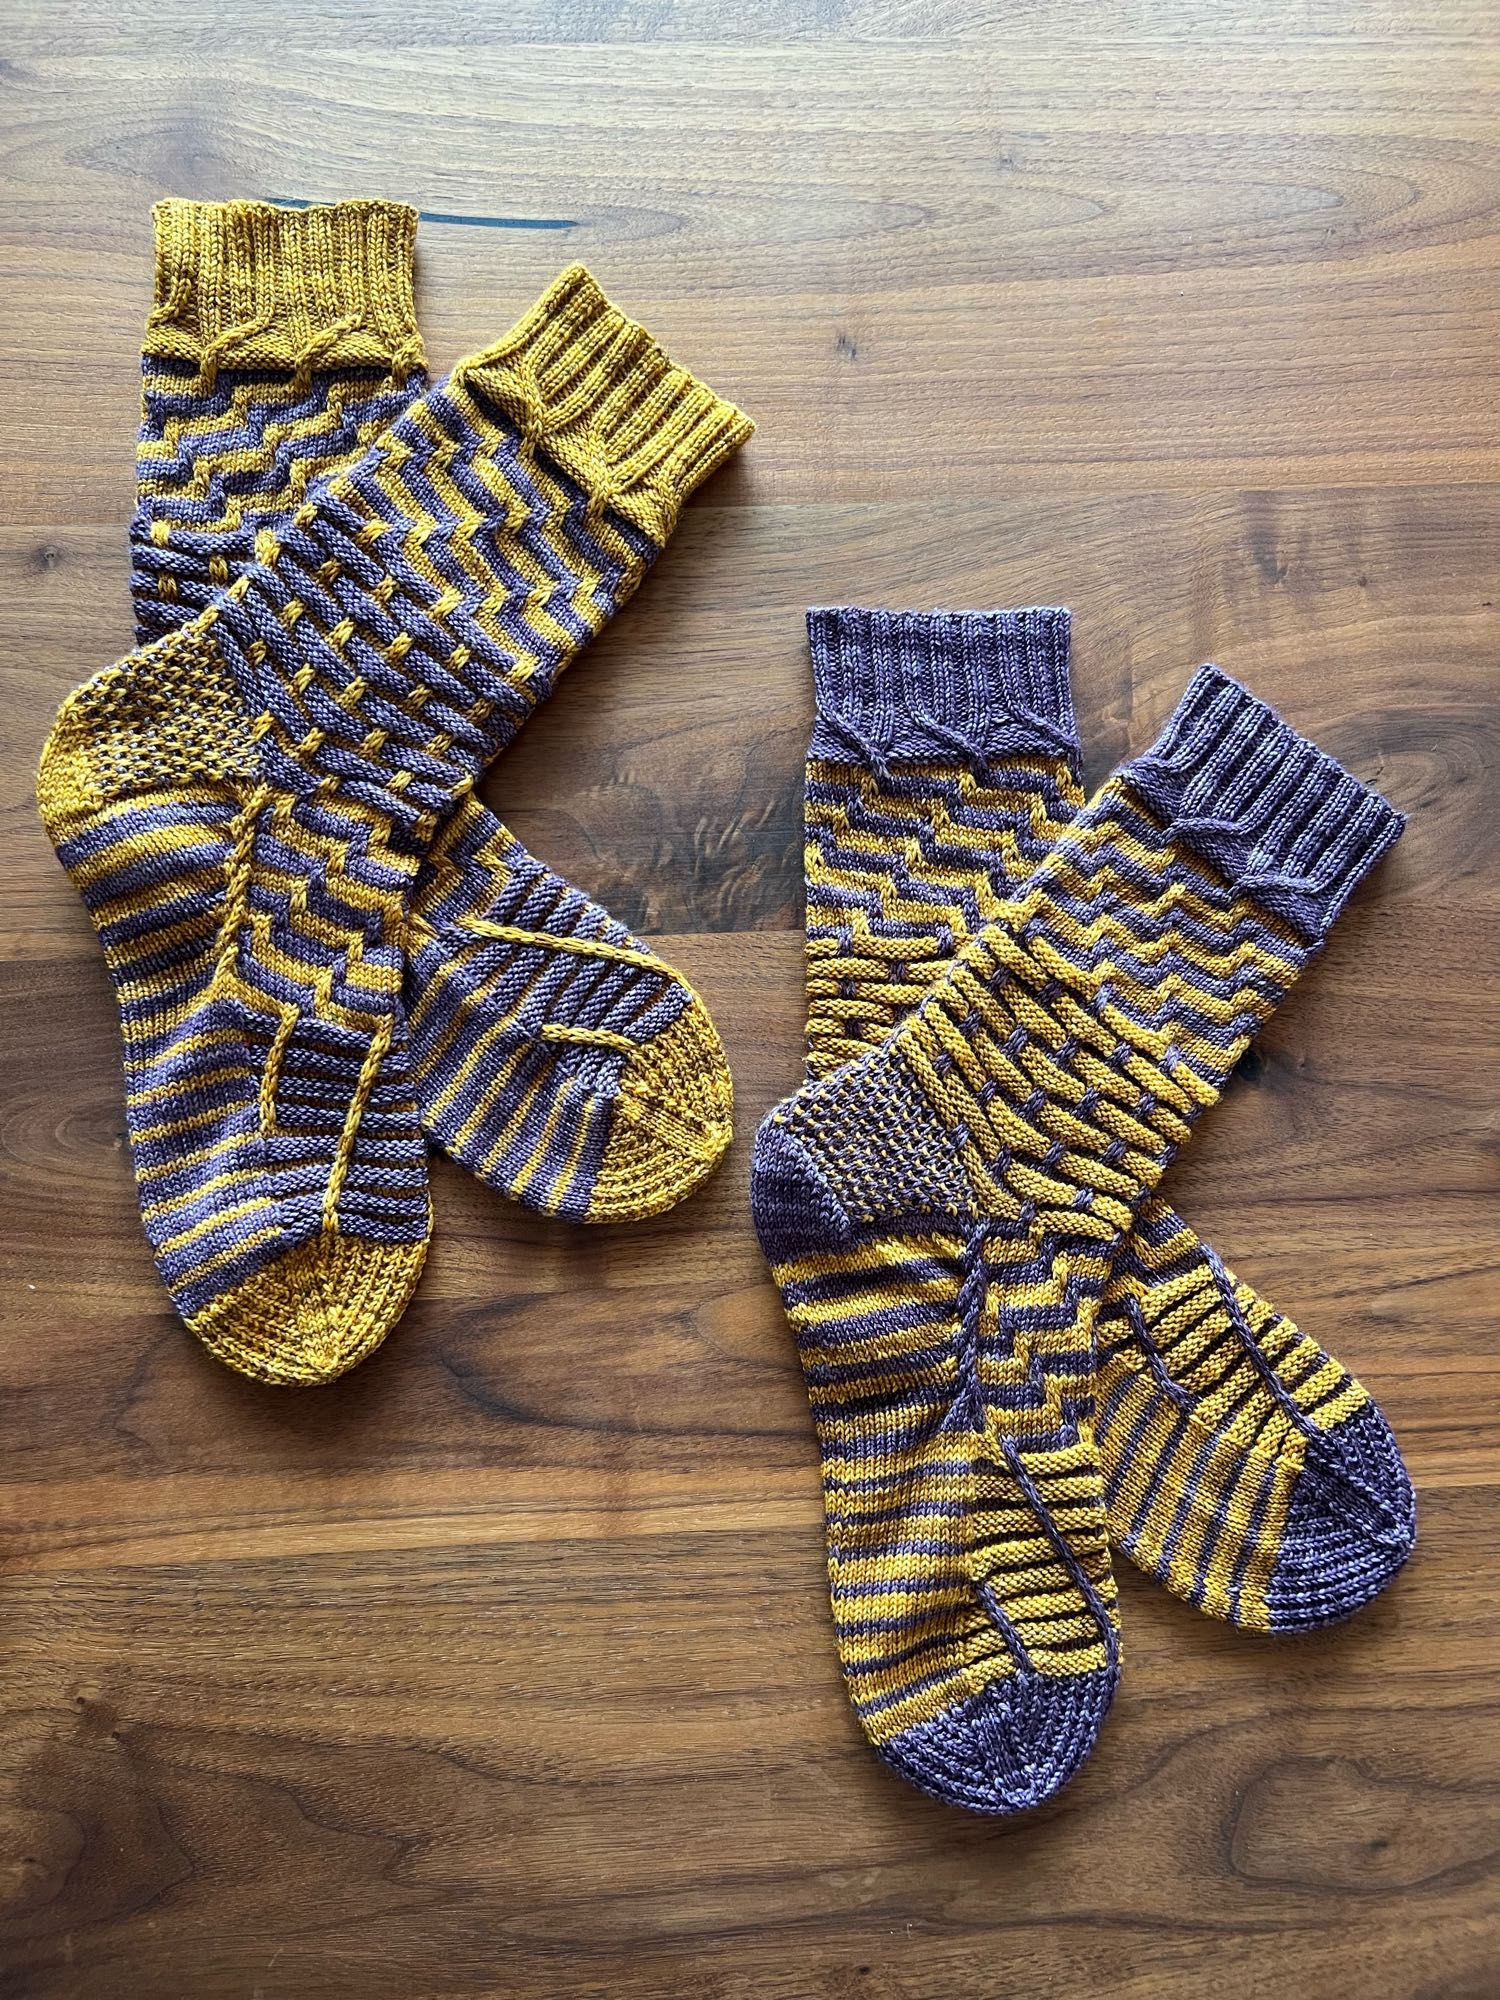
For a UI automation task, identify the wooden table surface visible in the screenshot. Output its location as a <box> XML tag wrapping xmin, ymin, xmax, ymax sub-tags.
<box><xmin>3</xmin><ymin>6</ymin><xmax>1498</xmax><ymax>1996</ymax></box>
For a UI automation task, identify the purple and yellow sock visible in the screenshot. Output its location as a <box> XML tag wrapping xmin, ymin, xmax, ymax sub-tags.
<box><xmin>800</xmin><ymin>609</ymin><xmax>1415</xmax><ymax>1635</ymax></box>
<box><xmin>41</xmin><ymin>259</ymin><xmax>749</xmax><ymax>1385</ymax></box>
<box><xmin>128</xmin><ymin>201</ymin><xmax>738</xmax><ymax>1231</ymax></box>
<box><xmin>755</xmin><ymin>654</ymin><xmax>1403</xmax><ymax>1813</ymax></box>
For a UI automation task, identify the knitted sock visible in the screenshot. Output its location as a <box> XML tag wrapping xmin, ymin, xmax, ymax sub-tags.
<box><xmin>802</xmin><ymin>609</ymin><xmax>1415</xmax><ymax>1630</ymax></box>
<box><xmin>41</xmin><ymin>265</ymin><xmax>750</xmax><ymax>1384</ymax></box>
<box><xmin>754</xmin><ymin>665</ymin><xmax>1402</xmax><ymax>1812</ymax></box>
<box><xmin>130</xmin><ymin>202</ymin><xmax>738</xmax><ymax>1224</ymax></box>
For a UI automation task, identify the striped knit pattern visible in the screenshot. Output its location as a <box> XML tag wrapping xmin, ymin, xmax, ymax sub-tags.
<box><xmin>134</xmin><ymin>356</ymin><xmax>424</xmax><ymax>641</ymax></box>
<box><xmin>801</xmin><ymin>611</ymin><xmax>1415</xmax><ymax>1632</ymax></box>
<box><xmin>40</xmin><ymin>263</ymin><xmax>750</xmax><ymax>1384</ymax></box>
<box><xmin>407</xmin><ymin>810</ymin><xmax>733</xmax><ymax>1222</ymax></box>
<box><xmin>128</xmin><ymin>203</ymin><xmax>737</xmax><ymax>1226</ymax></box>
<box><xmin>754</xmin><ymin>665</ymin><xmax>1404</xmax><ymax>1813</ymax></box>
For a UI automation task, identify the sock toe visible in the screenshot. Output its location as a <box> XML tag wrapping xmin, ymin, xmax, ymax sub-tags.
<box><xmin>1264</xmin><ymin>1400</ymin><xmax>1417</xmax><ymax>1629</ymax></box>
<box><xmin>187</xmin><ymin>1231</ymin><xmax>428</xmax><ymax>1386</ymax></box>
<box><xmin>876</xmin><ymin>1664</ymin><xmax>1119</xmax><ymax>1815</ymax></box>
<box><xmin>581</xmin><ymin>997</ymin><xmax>734</xmax><ymax>1222</ymax></box>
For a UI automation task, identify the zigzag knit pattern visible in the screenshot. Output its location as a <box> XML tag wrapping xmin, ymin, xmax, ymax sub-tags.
<box><xmin>755</xmin><ymin>666</ymin><xmax>1404</xmax><ymax>1813</ymax></box>
<box><xmin>127</xmin><ymin>204</ymin><xmax>738</xmax><ymax>1227</ymax></box>
<box><xmin>133</xmin><ymin>359</ymin><xmax>424</xmax><ymax>640</ymax></box>
<box><xmin>799</xmin><ymin>611</ymin><xmax>1415</xmax><ymax>1631</ymax></box>
<box><xmin>804</xmin><ymin>608</ymin><xmax>1082</xmax><ymax>1075</ymax></box>
<box><xmin>41</xmin><ymin>263</ymin><xmax>750</xmax><ymax>1384</ymax></box>
<box><xmin>133</xmin><ymin>198</ymin><xmax>426</xmax><ymax>642</ymax></box>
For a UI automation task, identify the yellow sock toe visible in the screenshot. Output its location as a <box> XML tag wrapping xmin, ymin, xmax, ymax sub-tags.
<box><xmin>187</xmin><ymin>1233</ymin><xmax>429</xmax><ymax>1387</ymax></box>
<box><xmin>583</xmin><ymin>998</ymin><xmax>734</xmax><ymax>1223</ymax></box>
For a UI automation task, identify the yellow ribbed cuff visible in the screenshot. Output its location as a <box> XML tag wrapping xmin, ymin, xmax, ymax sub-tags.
<box><xmin>146</xmin><ymin>199</ymin><xmax>425</xmax><ymax>388</ymax></box>
<box><xmin>451</xmin><ymin>264</ymin><xmax>753</xmax><ymax>546</ymax></box>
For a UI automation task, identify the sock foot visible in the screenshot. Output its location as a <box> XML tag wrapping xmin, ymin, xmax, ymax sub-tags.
<box><xmin>753</xmin><ymin>1083</ymin><xmax>1121</xmax><ymax>1818</ymax></box>
<box><xmin>1096</xmin><ymin>1247</ymin><xmax>1417</xmax><ymax>1630</ymax></box>
<box><xmin>409</xmin><ymin>810</ymin><xmax>737</xmax><ymax>1225</ymax></box>
<box><xmin>877</xmin><ymin>1662</ymin><xmax>1119</xmax><ymax>1815</ymax></box>
<box><xmin>187</xmin><ymin>1232</ymin><xmax>428</xmax><ymax>1387</ymax></box>
<box><xmin>1264</xmin><ymin>1400</ymin><xmax>1417</xmax><ymax>1629</ymax></box>
<box><xmin>581</xmin><ymin>998</ymin><xmax>733</xmax><ymax>1222</ymax></box>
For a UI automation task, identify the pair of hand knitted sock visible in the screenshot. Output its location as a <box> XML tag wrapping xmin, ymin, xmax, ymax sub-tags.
<box><xmin>752</xmin><ymin>607</ymin><xmax>1416</xmax><ymax>1814</ymax></box>
<box><xmin>39</xmin><ymin>199</ymin><xmax>752</xmax><ymax>1386</ymax></box>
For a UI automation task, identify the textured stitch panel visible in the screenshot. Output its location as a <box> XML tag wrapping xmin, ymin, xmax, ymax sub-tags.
<box><xmin>38</xmin><ymin>627</ymin><xmax>257</xmax><ymax>817</ymax></box>
<box><xmin>133</xmin><ymin>358</ymin><xmax>425</xmax><ymax>643</ymax></box>
<box><xmin>782</xmin><ymin>1045</ymin><xmax>977</xmax><ymax>1229</ymax></box>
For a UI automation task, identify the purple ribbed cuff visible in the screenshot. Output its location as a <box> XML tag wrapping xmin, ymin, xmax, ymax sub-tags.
<box><xmin>1124</xmin><ymin>665</ymin><xmax>1404</xmax><ymax>940</ymax></box>
<box><xmin>805</xmin><ymin>606</ymin><xmax>1076</xmax><ymax>770</ymax></box>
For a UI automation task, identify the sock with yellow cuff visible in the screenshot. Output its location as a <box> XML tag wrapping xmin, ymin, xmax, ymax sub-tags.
<box><xmin>133</xmin><ymin>197</ymin><xmax>428</xmax><ymax>643</ymax></box>
<box><xmin>128</xmin><ymin>200</ymin><xmax>739</xmax><ymax>1233</ymax></box>
<box><xmin>41</xmin><ymin>260</ymin><xmax>751</xmax><ymax>1384</ymax></box>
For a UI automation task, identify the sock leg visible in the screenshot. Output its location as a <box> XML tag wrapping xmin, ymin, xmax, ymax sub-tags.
<box><xmin>130</xmin><ymin>201</ymin><xmax>739</xmax><ymax>1227</ymax></box>
<box><xmin>758</xmin><ymin>665</ymin><xmax>1402</xmax><ymax>1809</ymax></box>
<box><xmin>133</xmin><ymin>198</ymin><xmax>428</xmax><ymax>644</ymax></box>
<box><xmin>803</xmin><ymin>605</ymin><xmax>1082</xmax><ymax>1080</ymax></box>
<box><xmin>799</xmin><ymin>608</ymin><xmax>1415</xmax><ymax>1626</ymax></box>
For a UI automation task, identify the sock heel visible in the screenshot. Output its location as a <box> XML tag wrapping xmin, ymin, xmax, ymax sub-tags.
<box><xmin>756</xmin><ymin>1045</ymin><xmax>977</xmax><ymax>1258</ymax></box>
<box><xmin>750</xmin><ymin>1115</ymin><xmax>854</xmax><ymax>1258</ymax></box>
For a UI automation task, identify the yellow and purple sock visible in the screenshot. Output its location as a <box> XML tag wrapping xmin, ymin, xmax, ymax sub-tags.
<box><xmin>129</xmin><ymin>200</ymin><xmax>738</xmax><ymax>1229</ymax></box>
<box><xmin>755</xmin><ymin>651</ymin><xmax>1403</xmax><ymax>1811</ymax></box>
<box><xmin>41</xmin><ymin>258</ymin><xmax>749</xmax><ymax>1385</ymax></box>
<box><xmin>800</xmin><ymin>608</ymin><xmax>1415</xmax><ymax>1634</ymax></box>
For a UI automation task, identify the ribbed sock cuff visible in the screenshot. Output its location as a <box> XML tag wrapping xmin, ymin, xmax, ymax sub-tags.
<box><xmin>1124</xmin><ymin>665</ymin><xmax>1404</xmax><ymax>940</ymax></box>
<box><xmin>805</xmin><ymin>606</ymin><xmax>1077</xmax><ymax>769</ymax></box>
<box><xmin>451</xmin><ymin>265</ymin><xmax>753</xmax><ymax>547</ymax></box>
<box><xmin>146</xmin><ymin>199</ymin><xmax>424</xmax><ymax>388</ymax></box>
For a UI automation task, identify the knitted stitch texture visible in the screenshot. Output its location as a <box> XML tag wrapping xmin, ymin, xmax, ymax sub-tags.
<box><xmin>799</xmin><ymin>610</ymin><xmax>1415</xmax><ymax>1630</ymax></box>
<box><xmin>128</xmin><ymin>206</ymin><xmax>740</xmax><ymax>1227</ymax></box>
<box><xmin>753</xmin><ymin>665</ymin><xmax>1402</xmax><ymax>1812</ymax></box>
<box><xmin>135</xmin><ymin>199</ymin><xmax>428</xmax><ymax>643</ymax></box>
<box><xmin>40</xmin><ymin>265</ymin><xmax>750</xmax><ymax>1385</ymax></box>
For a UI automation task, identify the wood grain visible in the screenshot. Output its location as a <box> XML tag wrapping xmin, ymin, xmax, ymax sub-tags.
<box><xmin>1</xmin><ymin>6</ymin><xmax>1498</xmax><ymax>1996</ymax></box>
